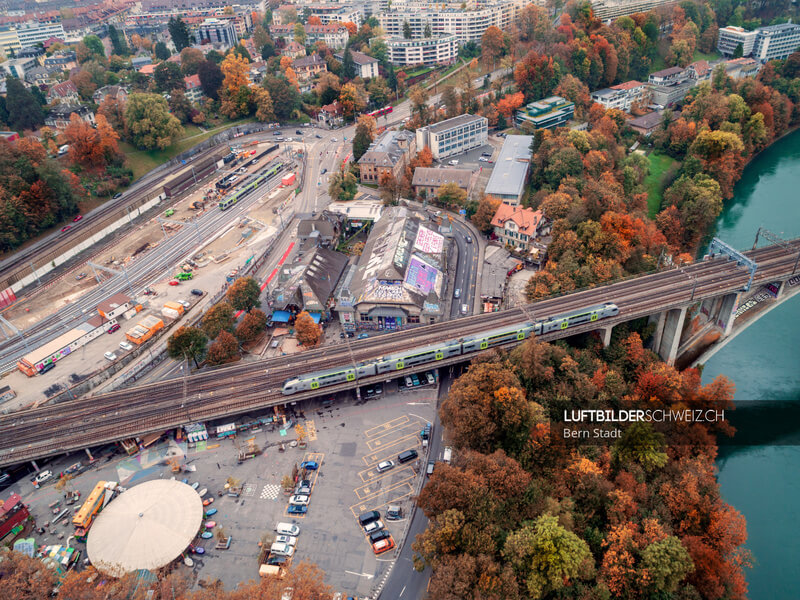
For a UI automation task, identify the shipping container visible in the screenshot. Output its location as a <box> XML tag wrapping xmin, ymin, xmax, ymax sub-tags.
<box><xmin>281</xmin><ymin>173</ymin><xmax>296</xmax><ymax>186</ymax></box>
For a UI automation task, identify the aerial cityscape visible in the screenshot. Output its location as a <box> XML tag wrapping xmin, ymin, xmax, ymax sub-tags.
<box><xmin>0</xmin><ymin>0</ymin><xmax>798</xmax><ymax>598</ymax></box>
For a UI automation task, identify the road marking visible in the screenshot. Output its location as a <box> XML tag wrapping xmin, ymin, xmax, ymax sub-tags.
<box><xmin>345</xmin><ymin>571</ymin><xmax>374</xmax><ymax>579</ymax></box>
<box><xmin>399</xmin><ymin>586</ymin><xmax>406</xmax><ymax>597</ymax></box>
<box><xmin>362</xmin><ymin>435</ymin><xmax>420</xmax><ymax>465</ymax></box>
<box><xmin>350</xmin><ymin>481</ymin><xmax>414</xmax><ymax>516</ymax></box>
<box><xmin>364</xmin><ymin>416</ymin><xmax>408</xmax><ymax>437</ymax></box>
<box><xmin>305</xmin><ymin>419</ymin><xmax>317</xmax><ymax>441</ymax></box>
<box><xmin>365</xmin><ymin>421</ymin><xmax>425</xmax><ymax>450</ymax></box>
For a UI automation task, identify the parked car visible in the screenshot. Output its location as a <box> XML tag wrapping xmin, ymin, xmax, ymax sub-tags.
<box><xmin>190</xmin><ymin>289</ymin><xmax>204</xmax><ymax>296</ymax></box>
<box><xmin>386</xmin><ymin>505</ymin><xmax>403</xmax><ymax>520</ymax></box>
<box><xmin>376</xmin><ymin>460</ymin><xmax>394</xmax><ymax>473</ymax></box>
<box><xmin>426</xmin><ymin>460</ymin><xmax>436</xmax><ymax>476</ymax></box>
<box><xmin>479</xmin><ymin>156</ymin><xmax>489</xmax><ymax>162</ymax></box>
<box><xmin>481</xmin><ymin>151</ymin><xmax>492</xmax><ymax>157</ymax></box>
<box><xmin>289</xmin><ymin>494</ymin><xmax>310</xmax><ymax>506</ymax></box>
<box><xmin>411</xmin><ymin>374</ymin><xmax>420</xmax><ymax>386</ymax></box>
<box><xmin>73</xmin><ymin>215</ymin><xmax>83</xmax><ymax>222</ymax></box>
<box><xmin>60</xmin><ymin>225</ymin><xmax>71</xmax><ymax>233</ymax></box>
<box><xmin>449</xmin><ymin>159</ymin><xmax>459</xmax><ymax>165</ymax></box>
<box><xmin>358</xmin><ymin>510</ymin><xmax>381</xmax><ymax>526</ymax></box>
<box><xmin>75</xmin><ymin>272</ymin><xmax>87</xmax><ymax>281</ymax></box>
<box><xmin>300</xmin><ymin>461</ymin><xmax>319</xmax><ymax>471</ymax></box>
<box><xmin>119</xmin><ymin>341</ymin><xmax>133</xmax><ymax>351</ymax></box>
<box><xmin>339</xmin><ymin>331</ymin><xmax>355</xmax><ymax>338</ymax></box>
<box><xmin>33</xmin><ymin>470</ymin><xmax>53</xmax><ymax>485</ymax></box>
<box><xmin>169</xmin><ymin>280</ymin><xmax>180</xmax><ymax>286</ymax></box>
<box><xmin>275</xmin><ymin>535</ymin><xmax>298</xmax><ymax>546</ymax></box>
<box><xmin>296</xmin><ymin>130</ymin><xmax>303</xmax><ymax>135</ymax></box>
<box><xmin>178</xmin><ymin>300</ymin><xmax>191</xmax><ymax>309</ymax></box>
<box><xmin>64</xmin><ymin>462</ymin><xmax>82</xmax><ymax>475</ymax></box>
<box><xmin>276</xmin><ymin>522</ymin><xmax>300</xmax><ymax>536</ymax></box>
<box><xmin>104</xmin><ymin>351</ymin><xmax>117</xmax><ymax>361</ymax></box>
<box><xmin>372</xmin><ymin>536</ymin><xmax>395</xmax><ymax>554</ymax></box>
<box><xmin>357</xmin><ymin>333</ymin><xmax>369</xmax><ymax>340</ymax></box>
<box><xmin>113</xmin><ymin>192</ymin><xmax>123</xmax><ymax>199</ymax></box>
<box><xmin>287</xmin><ymin>504</ymin><xmax>307</xmax><ymax>515</ymax></box>
<box><xmin>363</xmin><ymin>519</ymin><xmax>384</xmax><ymax>534</ymax></box>
<box><xmin>40</xmin><ymin>362</ymin><xmax>56</xmax><ymax>374</ymax></box>
<box><xmin>296</xmin><ymin>480</ymin><xmax>312</xmax><ymax>495</ymax></box>
<box><xmin>107</xmin><ymin>324</ymin><xmax>120</xmax><ymax>334</ymax></box>
<box><xmin>273</xmin><ymin>131</ymin><xmax>282</xmax><ymax>136</ymax></box>
<box><xmin>369</xmin><ymin>529</ymin><xmax>391</xmax><ymax>543</ymax></box>
<box><xmin>425</xmin><ymin>372</ymin><xmax>435</xmax><ymax>385</ymax></box>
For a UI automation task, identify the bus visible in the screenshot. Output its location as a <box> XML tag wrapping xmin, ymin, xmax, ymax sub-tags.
<box><xmin>73</xmin><ymin>481</ymin><xmax>107</xmax><ymax>541</ymax></box>
<box><xmin>367</xmin><ymin>106</ymin><xmax>393</xmax><ymax>118</ymax></box>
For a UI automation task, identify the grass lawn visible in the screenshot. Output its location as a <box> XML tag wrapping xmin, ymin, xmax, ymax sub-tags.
<box><xmin>644</xmin><ymin>152</ymin><xmax>678</xmax><ymax>217</ymax></box>
<box><xmin>121</xmin><ymin>120</ymin><xmax>254</xmax><ymax>180</ymax></box>
<box><xmin>692</xmin><ymin>49</ymin><xmax>721</xmax><ymax>62</ymax></box>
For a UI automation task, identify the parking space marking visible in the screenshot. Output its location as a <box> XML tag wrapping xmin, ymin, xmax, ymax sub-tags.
<box><xmin>349</xmin><ymin>482</ymin><xmax>415</xmax><ymax>517</ymax></box>
<box><xmin>364</xmin><ymin>416</ymin><xmax>409</xmax><ymax>438</ymax></box>
<box><xmin>260</xmin><ymin>484</ymin><xmax>281</xmax><ymax>500</ymax></box>
<box><xmin>357</xmin><ymin>463</ymin><xmax>415</xmax><ymax>484</ymax></box>
<box><xmin>355</xmin><ymin>473</ymin><xmax>415</xmax><ymax>500</ymax></box>
<box><xmin>365</xmin><ymin>421</ymin><xmax>425</xmax><ymax>451</ymax></box>
<box><xmin>362</xmin><ymin>436</ymin><xmax>420</xmax><ymax>466</ymax></box>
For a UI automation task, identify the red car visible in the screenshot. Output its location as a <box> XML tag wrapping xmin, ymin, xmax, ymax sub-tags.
<box><xmin>60</xmin><ymin>225</ymin><xmax>71</xmax><ymax>233</ymax></box>
<box><xmin>73</xmin><ymin>215</ymin><xmax>83</xmax><ymax>222</ymax></box>
<box><xmin>169</xmin><ymin>280</ymin><xmax>180</xmax><ymax>286</ymax></box>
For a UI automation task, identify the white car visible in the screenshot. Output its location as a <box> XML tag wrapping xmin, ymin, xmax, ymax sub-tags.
<box><xmin>119</xmin><ymin>341</ymin><xmax>133</xmax><ymax>351</ymax></box>
<box><xmin>276</xmin><ymin>522</ymin><xmax>300</xmax><ymax>536</ymax></box>
<box><xmin>364</xmin><ymin>519</ymin><xmax>384</xmax><ymax>534</ymax></box>
<box><xmin>104</xmin><ymin>351</ymin><xmax>117</xmax><ymax>361</ymax></box>
<box><xmin>275</xmin><ymin>535</ymin><xmax>298</xmax><ymax>546</ymax></box>
<box><xmin>449</xmin><ymin>159</ymin><xmax>459</xmax><ymax>165</ymax></box>
<box><xmin>289</xmin><ymin>494</ymin><xmax>310</xmax><ymax>506</ymax></box>
<box><xmin>33</xmin><ymin>470</ymin><xmax>53</xmax><ymax>484</ymax></box>
<box><xmin>179</xmin><ymin>300</ymin><xmax>191</xmax><ymax>309</ymax></box>
<box><xmin>376</xmin><ymin>460</ymin><xmax>395</xmax><ymax>473</ymax></box>
<box><xmin>479</xmin><ymin>156</ymin><xmax>489</xmax><ymax>162</ymax></box>
<box><xmin>331</xmin><ymin>137</ymin><xmax>338</xmax><ymax>142</ymax></box>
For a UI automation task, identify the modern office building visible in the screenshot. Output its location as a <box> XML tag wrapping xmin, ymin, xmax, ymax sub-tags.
<box><xmin>415</xmin><ymin>114</ymin><xmax>488</xmax><ymax>161</ymax></box>
<box><xmin>590</xmin><ymin>80</ymin><xmax>649</xmax><ymax>113</ymax></box>
<box><xmin>196</xmin><ymin>18</ymin><xmax>238</xmax><ymax>49</ymax></box>
<box><xmin>14</xmin><ymin>22</ymin><xmax>66</xmax><ymax>48</ymax></box>
<box><xmin>484</xmin><ymin>135</ymin><xmax>534</xmax><ymax>206</ymax></box>
<box><xmin>752</xmin><ymin>23</ymin><xmax>800</xmax><ymax>62</ymax></box>
<box><xmin>383</xmin><ymin>35</ymin><xmax>458</xmax><ymax>66</ymax></box>
<box><xmin>590</xmin><ymin>0</ymin><xmax>678</xmax><ymax>21</ymax></box>
<box><xmin>514</xmin><ymin>96</ymin><xmax>575</xmax><ymax>130</ymax></box>
<box><xmin>717</xmin><ymin>26</ymin><xmax>758</xmax><ymax>57</ymax></box>
<box><xmin>0</xmin><ymin>56</ymin><xmax>37</xmax><ymax>79</ymax></box>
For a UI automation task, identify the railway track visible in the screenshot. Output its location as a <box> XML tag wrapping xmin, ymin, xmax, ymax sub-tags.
<box><xmin>0</xmin><ymin>243</ymin><xmax>797</xmax><ymax>466</ymax></box>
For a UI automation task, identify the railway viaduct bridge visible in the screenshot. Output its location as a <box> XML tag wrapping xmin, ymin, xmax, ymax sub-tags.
<box><xmin>0</xmin><ymin>236</ymin><xmax>798</xmax><ymax>469</ymax></box>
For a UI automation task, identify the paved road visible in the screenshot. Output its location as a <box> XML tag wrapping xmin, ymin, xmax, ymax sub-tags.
<box><xmin>448</xmin><ymin>218</ymin><xmax>479</xmax><ymax>319</ymax></box>
<box><xmin>379</xmin><ymin>369</ymin><xmax>456</xmax><ymax>599</ymax></box>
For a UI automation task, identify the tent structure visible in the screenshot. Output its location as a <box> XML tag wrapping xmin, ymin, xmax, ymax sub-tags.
<box><xmin>87</xmin><ymin>480</ymin><xmax>203</xmax><ymax>575</ymax></box>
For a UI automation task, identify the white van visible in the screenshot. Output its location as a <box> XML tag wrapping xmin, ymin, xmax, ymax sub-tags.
<box><xmin>442</xmin><ymin>447</ymin><xmax>452</xmax><ymax>464</ymax></box>
<box><xmin>276</xmin><ymin>522</ymin><xmax>300</xmax><ymax>536</ymax></box>
<box><xmin>270</xmin><ymin>542</ymin><xmax>295</xmax><ymax>557</ymax></box>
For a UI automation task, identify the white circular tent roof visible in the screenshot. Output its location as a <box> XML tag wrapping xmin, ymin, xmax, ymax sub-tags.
<box><xmin>87</xmin><ymin>479</ymin><xmax>203</xmax><ymax>575</ymax></box>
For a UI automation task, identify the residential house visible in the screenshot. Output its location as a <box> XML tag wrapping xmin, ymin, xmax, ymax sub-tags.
<box><xmin>491</xmin><ymin>203</ymin><xmax>548</xmax><ymax>253</ymax></box>
<box><xmin>282</xmin><ymin>41</ymin><xmax>306</xmax><ymax>59</ymax></box>
<box><xmin>293</xmin><ymin>54</ymin><xmax>327</xmax><ymax>82</ymax></box>
<box><xmin>627</xmin><ymin>111</ymin><xmax>667</xmax><ymax>136</ymax></box>
<box><xmin>297</xmin><ymin>211</ymin><xmax>344</xmax><ymax>249</ymax></box>
<box><xmin>131</xmin><ymin>55</ymin><xmax>152</xmax><ymax>69</ymax></box>
<box><xmin>44</xmin><ymin>51</ymin><xmax>77</xmax><ymax>71</ymax></box>
<box><xmin>686</xmin><ymin>60</ymin><xmax>712</xmax><ymax>84</ymax></box>
<box><xmin>183</xmin><ymin>74</ymin><xmax>204</xmax><ymax>102</ymax></box>
<box><xmin>93</xmin><ymin>85</ymin><xmax>127</xmax><ymax>105</ymax></box>
<box><xmin>248</xmin><ymin>60</ymin><xmax>268</xmax><ymax>84</ymax></box>
<box><xmin>411</xmin><ymin>167</ymin><xmax>474</xmax><ymax>199</ymax></box>
<box><xmin>334</xmin><ymin>50</ymin><xmax>379</xmax><ymax>79</ymax></box>
<box><xmin>358</xmin><ymin>129</ymin><xmax>416</xmax><ymax>184</ymax></box>
<box><xmin>46</xmin><ymin>80</ymin><xmax>80</xmax><ymax>104</ymax></box>
<box><xmin>318</xmin><ymin>100</ymin><xmax>344</xmax><ymax>126</ymax></box>
<box><xmin>24</xmin><ymin>66</ymin><xmax>56</xmax><ymax>86</ymax></box>
<box><xmin>45</xmin><ymin>104</ymin><xmax>96</xmax><ymax>130</ymax></box>
<box><xmin>591</xmin><ymin>80</ymin><xmax>649</xmax><ymax>113</ymax></box>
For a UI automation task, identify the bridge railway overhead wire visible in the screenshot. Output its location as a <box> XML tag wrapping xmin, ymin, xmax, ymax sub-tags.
<box><xmin>0</xmin><ymin>244</ymin><xmax>798</xmax><ymax>465</ymax></box>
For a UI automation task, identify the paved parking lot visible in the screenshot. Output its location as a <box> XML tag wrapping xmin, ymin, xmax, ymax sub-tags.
<box><xmin>11</xmin><ymin>378</ymin><xmax>438</xmax><ymax>597</ymax></box>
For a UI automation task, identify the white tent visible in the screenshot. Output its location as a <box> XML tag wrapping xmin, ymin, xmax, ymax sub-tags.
<box><xmin>87</xmin><ymin>479</ymin><xmax>203</xmax><ymax>575</ymax></box>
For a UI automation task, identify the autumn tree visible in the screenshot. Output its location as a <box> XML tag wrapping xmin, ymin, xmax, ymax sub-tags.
<box><xmin>687</xmin><ymin>129</ymin><xmax>745</xmax><ymax>199</ymax></box>
<box><xmin>180</xmin><ymin>47</ymin><xmax>205</xmax><ymax>75</ymax></box>
<box><xmin>328</xmin><ymin>169</ymin><xmax>358</xmax><ymax>201</ymax></box>
<box><xmin>167</xmin><ymin>326</ymin><xmax>207</xmax><ymax>368</ymax></box>
<box><xmin>226</xmin><ymin>277</ymin><xmax>261</xmax><ymax>312</ymax></box>
<box><xmin>124</xmin><ymin>93</ymin><xmax>183</xmax><ymax>150</ymax></box>
<box><xmin>64</xmin><ymin>113</ymin><xmax>119</xmax><ymax>170</ymax></box>
<box><xmin>206</xmin><ymin>330</ymin><xmax>239</xmax><ymax>365</ymax></box>
<box><xmin>481</xmin><ymin>26</ymin><xmax>505</xmax><ymax>69</ymax></box>
<box><xmin>252</xmin><ymin>87</ymin><xmax>275</xmax><ymax>122</ymax></box>
<box><xmin>235</xmin><ymin>308</ymin><xmax>268</xmax><ymax>342</ymax></box>
<box><xmin>201</xmin><ymin>302</ymin><xmax>235</xmax><ymax>339</ymax></box>
<box><xmin>295</xmin><ymin>310</ymin><xmax>321</xmax><ymax>346</ymax></box>
<box><xmin>70</xmin><ymin>70</ymin><xmax>97</xmax><ymax>100</ymax></box>
<box><xmin>514</xmin><ymin>50</ymin><xmax>561</xmax><ymax>103</ymax></box>
<box><xmin>154</xmin><ymin>61</ymin><xmax>184</xmax><ymax>93</ymax></box>
<box><xmin>436</xmin><ymin>182</ymin><xmax>467</xmax><ymax>208</ymax></box>
<box><xmin>496</xmin><ymin>92</ymin><xmax>525</xmax><ymax>121</ymax></box>
<box><xmin>168</xmin><ymin>88</ymin><xmax>194</xmax><ymax>123</ymax></box>
<box><xmin>378</xmin><ymin>171</ymin><xmax>401</xmax><ymax>205</ymax></box>
<box><xmin>554</xmin><ymin>74</ymin><xmax>592</xmax><ymax>119</ymax></box>
<box><xmin>471</xmin><ymin>195</ymin><xmax>501</xmax><ymax>233</ymax></box>
<box><xmin>352</xmin><ymin>117</ymin><xmax>375</xmax><ymax>162</ymax></box>
<box><xmin>338</xmin><ymin>82</ymin><xmax>366</xmax><ymax>119</ymax></box>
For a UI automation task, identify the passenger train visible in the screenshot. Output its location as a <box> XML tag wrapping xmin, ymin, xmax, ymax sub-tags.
<box><xmin>218</xmin><ymin>160</ymin><xmax>285</xmax><ymax>210</ymax></box>
<box><xmin>281</xmin><ymin>303</ymin><xmax>619</xmax><ymax>395</ymax></box>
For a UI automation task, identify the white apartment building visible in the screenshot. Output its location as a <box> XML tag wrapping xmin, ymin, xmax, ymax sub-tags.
<box><xmin>0</xmin><ymin>27</ymin><xmax>21</xmax><ymax>56</ymax></box>
<box><xmin>334</xmin><ymin>50</ymin><xmax>379</xmax><ymax>78</ymax></box>
<box><xmin>752</xmin><ymin>22</ymin><xmax>800</xmax><ymax>62</ymax></box>
<box><xmin>14</xmin><ymin>22</ymin><xmax>66</xmax><ymax>47</ymax></box>
<box><xmin>416</xmin><ymin>114</ymin><xmax>488</xmax><ymax>161</ymax></box>
<box><xmin>590</xmin><ymin>0</ymin><xmax>678</xmax><ymax>21</ymax></box>
<box><xmin>305</xmin><ymin>3</ymin><xmax>364</xmax><ymax>26</ymax></box>
<box><xmin>378</xmin><ymin>0</ymin><xmax>523</xmax><ymax>45</ymax></box>
<box><xmin>717</xmin><ymin>26</ymin><xmax>758</xmax><ymax>57</ymax></box>
<box><xmin>590</xmin><ymin>81</ymin><xmax>649</xmax><ymax>113</ymax></box>
<box><xmin>196</xmin><ymin>18</ymin><xmax>238</xmax><ymax>49</ymax></box>
<box><xmin>384</xmin><ymin>35</ymin><xmax>458</xmax><ymax>66</ymax></box>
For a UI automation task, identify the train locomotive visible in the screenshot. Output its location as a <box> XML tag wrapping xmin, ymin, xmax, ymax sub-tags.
<box><xmin>281</xmin><ymin>303</ymin><xmax>619</xmax><ymax>395</ymax></box>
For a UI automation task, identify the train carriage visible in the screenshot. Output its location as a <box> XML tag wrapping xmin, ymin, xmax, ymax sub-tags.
<box><xmin>461</xmin><ymin>322</ymin><xmax>539</xmax><ymax>354</ymax></box>
<box><xmin>375</xmin><ymin>340</ymin><xmax>462</xmax><ymax>374</ymax></box>
<box><xmin>539</xmin><ymin>303</ymin><xmax>618</xmax><ymax>334</ymax></box>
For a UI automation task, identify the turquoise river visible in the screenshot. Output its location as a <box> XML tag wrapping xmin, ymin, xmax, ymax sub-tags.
<box><xmin>700</xmin><ymin>130</ymin><xmax>800</xmax><ymax>599</ymax></box>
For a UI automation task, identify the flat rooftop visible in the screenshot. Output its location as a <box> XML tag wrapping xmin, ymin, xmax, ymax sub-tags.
<box><xmin>484</xmin><ymin>135</ymin><xmax>534</xmax><ymax>199</ymax></box>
